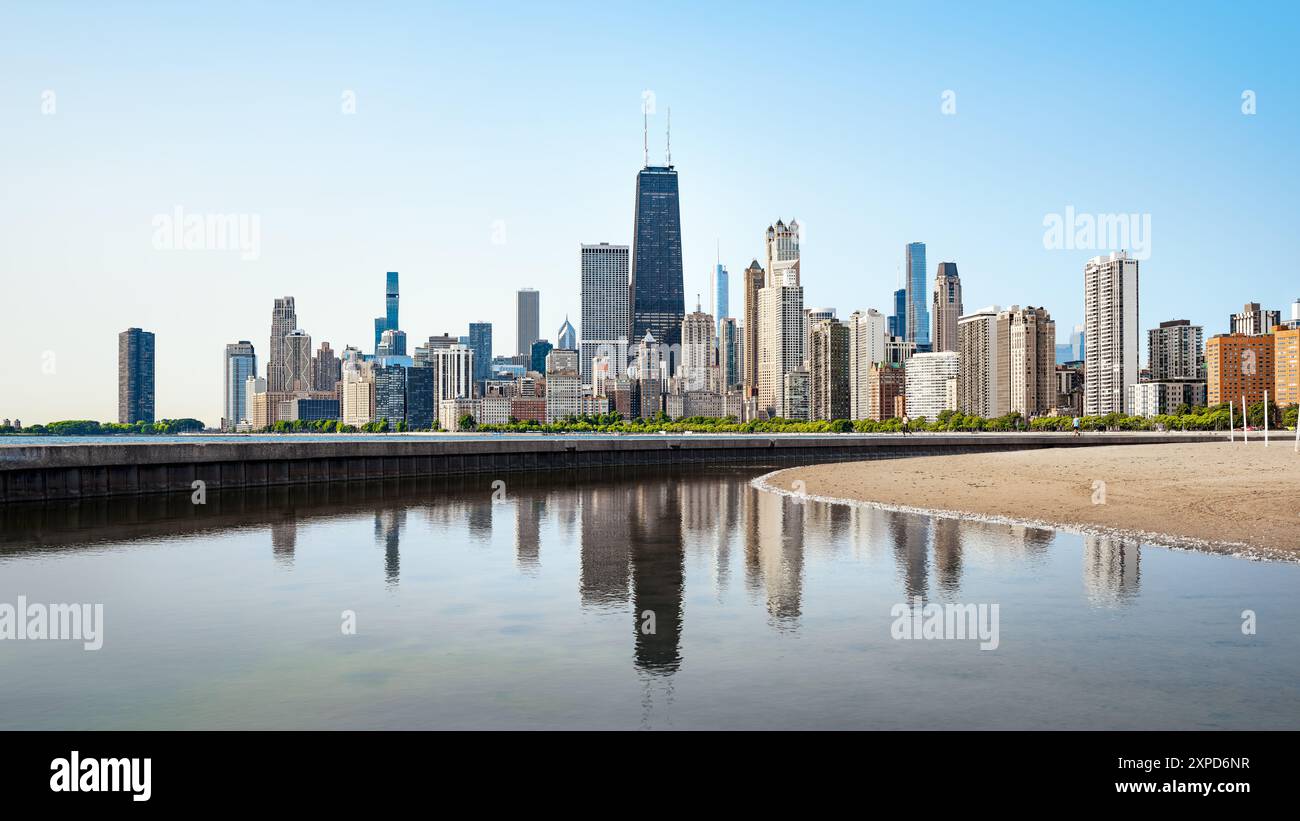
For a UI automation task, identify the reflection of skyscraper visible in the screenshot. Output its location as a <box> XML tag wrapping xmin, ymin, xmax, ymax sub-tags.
<box><xmin>270</xmin><ymin>517</ymin><xmax>296</xmax><ymax>567</ymax></box>
<box><xmin>375</xmin><ymin>508</ymin><xmax>406</xmax><ymax>587</ymax></box>
<box><xmin>628</xmin><ymin>480</ymin><xmax>685</xmax><ymax>674</ymax></box>
<box><xmin>754</xmin><ymin>490</ymin><xmax>805</xmax><ymax>626</ymax></box>
<box><xmin>931</xmin><ymin>517</ymin><xmax>964</xmax><ymax>593</ymax></box>
<box><xmin>1083</xmin><ymin>536</ymin><xmax>1141</xmax><ymax>606</ymax></box>
<box><xmin>515</xmin><ymin>495</ymin><xmax>545</xmax><ymax>573</ymax></box>
<box><xmin>579</xmin><ymin>486</ymin><xmax>632</xmax><ymax>608</ymax></box>
<box><xmin>887</xmin><ymin>510</ymin><xmax>930</xmax><ymax>599</ymax></box>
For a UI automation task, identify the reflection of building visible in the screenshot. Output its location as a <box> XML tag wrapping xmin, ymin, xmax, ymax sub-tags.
<box><xmin>931</xmin><ymin>517</ymin><xmax>964</xmax><ymax>593</ymax></box>
<box><xmin>579</xmin><ymin>486</ymin><xmax>632</xmax><ymax>607</ymax></box>
<box><xmin>270</xmin><ymin>518</ymin><xmax>296</xmax><ymax>567</ymax></box>
<box><xmin>1083</xmin><ymin>536</ymin><xmax>1140</xmax><ymax>606</ymax></box>
<box><xmin>515</xmin><ymin>495</ymin><xmax>545</xmax><ymax>573</ymax></box>
<box><xmin>375</xmin><ymin>508</ymin><xmax>405</xmax><ymax>586</ymax></box>
<box><xmin>887</xmin><ymin>511</ymin><xmax>929</xmax><ymax>599</ymax></box>
<box><xmin>753</xmin><ymin>490</ymin><xmax>804</xmax><ymax>626</ymax></box>
<box><xmin>628</xmin><ymin>480</ymin><xmax>685</xmax><ymax>674</ymax></box>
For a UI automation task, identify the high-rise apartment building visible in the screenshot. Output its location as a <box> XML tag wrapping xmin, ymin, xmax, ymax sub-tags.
<box><xmin>781</xmin><ymin>370</ymin><xmax>810</xmax><ymax>420</ymax></box>
<box><xmin>999</xmin><ymin>305</ymin><xmax>1055</xmax><ymax>417</ymax></box>
<box><xmin>931</xmin><ymin>262</ymin><xmax>962</xmax><ymax>353</ymax></box>
<box><xmin>310</xmin><ymin>341</ymin><xmax>339</xmax><ymax>393</ymax></box>
<box><xmin>406</xmin><ymin>365</ymin><xmax>435</xmax><ymax>430</ymax></box>
<box><xmin>267</xmin><ymin>296</ymin><xmax>297</xmax><ymax>392</ymax></box>
<box><xmin>516</xmin><ymin>288</ymin><xmax>540</xmax><ymax>356</ymax></box>
<box><xmin>679</xmin><ymin>303</ymin><xmax>716</xmax><ymax>391</ymax></box>
<box><xmin>1206</xmin><ymin>333</ymin><xmax>1274</xmax><ymax>408</ymax></box>
<box><xmin>545</xmin><ymin>348</ymin><xmax>581</xmax><ymax>423</ymax></box>
<box><xmin>118</xmin><ymin>327</ymin><xmax>155</xmax><ymax>424</ymax></box>
<box><xmin>757</xmin><ymin>220</ymin><xmax>804</xmax><ymax>417</ymax></box>
<box><xmin>867</xmin><ymin>362</ymin><xmax>906</xmax><ymax>421</ymax></box>
<box><xmin>803</xmin><ymin>307</ymin><xmax>836</xmax><ymax>369</ymax></box>
<box><xmin>374</xmin><ymin>364</ymin><xmax>406</xmax><ymax>430</ymax></box>
<box><xmin>1274</xmin><ymin>326</ymin><xmax>1300</xmax><ymax>406</ymax></box>
<box><xmin>1230</xmin><ymin>302</ymin><xmax>1280</xmax><ymax>336</ymax></box>
<box><xmin>1147</xmin><ymin>320</ymin><xmax>1204</xmax><ymax>381</ymax></box>
<box><xmin>431</xmin><ymin>345</ymin><xmax>475</xmax><ymax>406</ymax></box>
<box><xmin>905</xmin><ymin>242</ymin><xmax>930</xmax><ymax>353</ymax></box>
<box><xmin>957</xmin><ymin>307</ymin><xmax>1000</xmax><ymax>418</ymax></box>
<box><xmin>580</xmin><ymin>243</ymin><xmax>630</xmax><ymax>386</ymax></box>
<box><xmin>905</xmin><ymin>352</ymin><xmax>958</xmax><ymax>420</ymax></box>
<box><xmin>341</xmin><ymin>360</ymin><xmax>376</xmax><ymax>427</ymax></box>
<box><xmin>848</xmin><ymin>309</ymin><xmax>887</xmax><ymax>420</ymax></box>
<box><xmin>223</xmin><ymin>340</ymin><xmax>256</xmax><ymax>430</ymax></box>
<box><xmin>1083</xmin><ymin>251</ymin><xmax>1139</xmax><ymax>415</ymax></box>
<box><xmin>741</xmin><ymin>260</ymin><xmax>765</xmax><ymax>397</ymax></box>
<box><xmin>809</xmin><ymin>319</ymin><xmax>850</xmax><ymax>421</ymax></box>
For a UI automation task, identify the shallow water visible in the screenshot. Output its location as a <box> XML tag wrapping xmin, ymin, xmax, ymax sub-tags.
<box><xmin>1</xmin><ymin>467</ymin><xmax>1296</xmax><ymax>730</ymax></box>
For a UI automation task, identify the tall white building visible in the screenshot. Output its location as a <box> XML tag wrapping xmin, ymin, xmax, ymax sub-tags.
<box><xmin>545</xmin><ymin>348</ymin><xmax>581</xmax><ymax>423</ymax></box>
<box><xmin>1084</xmin><ymin>251</ymin><xmax>1140</xmax><ymax>415</ymax></box>
<box><xmin>679</xmin><ymin>302</ymin><xmax>717</xmax><ymax>391</ymax></box>
<box><xmin>341</xmin><ymin>360</ymin><xmax>375</xmax><ymax>427</ymax></box>
<box><xmin>757</xmin><ymin>219</ymin><xmax>804</xmax><ymax>417</ymax></box>
<box><xmin>957</xmin><ymin>307</ymin><xmax>1000</xmax><ymax>418</ymax></box>
<box><xmin>848</xmin><ymin>309</ymin><xmax>887</xmax><ymax>420</ymax></box>
<box><xmin>579</xmin><ymin>243</ymin><xmax>630</xmax><ymax>387</ymax></box>
<box><xmin>431</xmin><ymin>345</ymin><xmax>475</xmax><ymax>406</ymax></box>
<box><xmin>905</xmin><ymin>351</ymin><xmax>959</xmax><ymax>420</ymax></box>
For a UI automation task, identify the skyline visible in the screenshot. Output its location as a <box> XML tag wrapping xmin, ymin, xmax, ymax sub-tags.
<box><xmin>3</xmin><ymin>2</ymin><xmax>1298</xmax><ymax>423</ymax></box>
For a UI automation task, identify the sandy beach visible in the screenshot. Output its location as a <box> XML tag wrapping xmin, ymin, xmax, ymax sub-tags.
<box><xmin>765</xmin><ymin>440</ymin><xmax>1300</xmax><ymax>555</ymax></box>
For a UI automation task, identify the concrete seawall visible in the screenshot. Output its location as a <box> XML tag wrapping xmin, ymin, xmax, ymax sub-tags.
<box><xmin>0</xmin><ymin>433</ymin><xmax>1221</xmax><ymax>503</ymax></box>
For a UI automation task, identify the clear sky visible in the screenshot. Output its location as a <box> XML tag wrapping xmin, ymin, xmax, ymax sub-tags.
<box><xmin>2</xmin><ymin>1</ymin><xmax>1297</xmax><ymax>424</ymax></box>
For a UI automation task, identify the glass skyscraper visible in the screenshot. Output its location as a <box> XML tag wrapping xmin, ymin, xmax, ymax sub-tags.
<box><xmin>904</xmin><ymin>242</ymin><xmax>930</xmax><ymax>352</ymax></box>
<box><xmin>223</xmin><ymin>340</ymin><xmax>256</xmax><ymax>430</ymax></box>
<box><xmin>714</xmin><ymin>262</ymin><xmax>729</xmax><ymax>333</ymax></box>
<box><xmin>630</xmin><ymin>165</ymin><xmax>684</xmax><ymax>362</ymax></box>
<box><xmin>374</xmin><ymin>271</ymin><xmax>400</xmax><ymax>353</ymax></box>
<box><xmin>468</xmin><ymin>322</ymin><xmax>492</xmax><ymax>392</ymax></box>
<box><xmin>888</xmin><ymin>287</ymin><xmax>906</xmax><ymax>338</ymax></box>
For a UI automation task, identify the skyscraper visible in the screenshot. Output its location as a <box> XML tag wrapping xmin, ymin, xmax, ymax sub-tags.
<box><xmin>679</xmin><ymin>301</ymin><xmax>716</xmax><ymax>392</ymax></box>
<box><xmin>374</xmin><ymin>364</ymin><xmax>406</xmax><ymax>430</ymax></box>
<box><xmin>580</xmin><ymin>242</ymin><xmax>630</xmax><ymax>386</ymax></box>
<box><xmin>629</xmin><ymin>162</ymin><xmax>684</xmax><ymax>368</ymax></box>
<box><xmin>516</xmin><ymin>288</ymin><xmax>540</xmax><ymax>356</ymax></box>
<box><xmin>284</xmin><ymin>329</ymin><xmax>313</xmax><ymax>392</ymax></box>
<box><xmin>957</xmin><ymin>307</ymin><xmax>1001</xmax><ymax>418</ymax></box>
<box><xmin>848</xmin><ymin>309</ymin><xmax>887</xmax><ymax>420</ymax></box>
<box><xmin>223</xmin><ymin>341</ymin><xmax>256</xmax><ymax>431</ymax></box>
<box><xmin>757</xmin><ymin>221</ymin><xmax>804</xmax><ymax>418</ymax></box>
<box><xmin>905</xmin><ymin>242</ymin><xmax>930</xmax><ymax>353</ymax></box>
<box><xmin>1084</xmin><ymin>251</ymin><xmax>1140</xmax><ymax>415</ymax></box>
<box><xmin>742</xmin><ymin>260</ymin><xmax>764</xmax><ymax>397</ymax></box>
<box><xmin>998</xmin><ymin>305</ymin><xmax>1056</xmax><ymax>417</ymax></box>
<box><xmin>373</xmin><ymin>271</ymin><xmax>400</xmax><ymax>353</ymax></box>
<box><xmin>1148</xmin><ymin>320</ymin><xmax>1204</xmax><ymax>381</ymax></box>
<box><xmin>888</xmin><ymin>287</ymin><xmax>907</xmax><ymax>339</ymax></box>
<box><xmin>311</xmin><ymin>341</ymin><xmax>339</xmax><ymax>392</ymax></box>
<box><xmin>529</xmin><ymin>340</ymin><xmax>553</xmax><ymax>375</ymax></box>
<box><xmin>545</xmin><ymin>348</ymin><xmax>581</xmax><ymax>423</ymax></box>
<box><xmin>905</xmin><ymin>352</ymin><xmax>958</xmax><ymax>420</ymax></box>
<box><xmin>718</xmin><ymin>317</ymin><xmax>741</xmax><ymax>391</ymax></box>
<box><xmin>557</xmin><ymin>317</ymin><xmax>577</xmax><ymax>350</ymax></box>
<box><xmin>118</xmin><ymin>327</ymin><xmax>156</xmax><ymax>424</ymax></box>
<box><xmin>714</xmin><ymin>260</ymin><xmax>729</xmax><ymax>334</ymax></box>
<box><xmin>809</xmin><ymin>319</ymin><xmax>850</xmax><ymax>421</ymax></box>
<box><xmin>468</xmin><ymin>322</ymin><xmax>493</xmax><ymax>392</ymax></box>
<box><xmin>267</xmin><ymin>296</ymin><xmax>297</xmax><ymax>393</ymax></box>
<box><xmin>931</xmin><ymin>262</ymin><xmax>962</xmax><ymax>353</ymax></box>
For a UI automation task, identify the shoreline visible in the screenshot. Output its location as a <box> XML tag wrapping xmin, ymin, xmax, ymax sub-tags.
<box><xmin>759</xmin><ymin>442</ymin><xmax>1300</xmax><ymax>561</ymax></box>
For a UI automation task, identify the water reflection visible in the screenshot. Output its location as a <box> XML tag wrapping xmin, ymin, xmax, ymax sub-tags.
<box><xmin>0</xmin><ymin>468</ymin><xmax>1148</xmax><ymax>682</ymax></box>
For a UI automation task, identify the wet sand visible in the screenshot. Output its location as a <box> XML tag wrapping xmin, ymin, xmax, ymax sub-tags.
<box><xmin>764</xmin><ymin>441</ymin><xmax>1300</xmax><ymax>555</ymax></box>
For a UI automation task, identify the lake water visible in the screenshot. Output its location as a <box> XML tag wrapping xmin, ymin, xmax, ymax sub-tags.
<box><xmin>1</xmin><ymin>466</ymin><xmax>1296</xmax><ymax>730</ymax></box>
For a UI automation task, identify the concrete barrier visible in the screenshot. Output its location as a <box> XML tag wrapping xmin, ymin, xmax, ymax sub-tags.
<box><xmin>0</xmin><ymin>433</ymin><xmax>1221</xmax><ymax>503</ymax></box>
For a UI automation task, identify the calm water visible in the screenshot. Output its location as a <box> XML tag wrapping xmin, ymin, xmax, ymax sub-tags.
<box><xmin>1</xmin><ymin>467</ymin><xmax>1297</xmax><ymax>730</ymax></box>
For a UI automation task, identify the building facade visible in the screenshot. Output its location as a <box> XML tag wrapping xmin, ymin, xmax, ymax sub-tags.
<box><xmin>905</xmin><ymin>352</ymin><xmax>958</xmax><ymax>420</ymax></box>
<box><xmin>630</xmin><ymin>164</ymin><xmax>685</xmax><ymax>365</ymax></box>
<box><xmin>1206</xmin><ymin>333</ymin><xmax>1274</xmax><ymax>408</ymax></box>
<box><xmin>267</xmin><ymin>296</ymin><xmax>297</xmax><ymax>393</ymax></box>
<box><xmin>957</xmin><ymin>307</ymin><xmax>999</xmax><ymax>418</ymax></box>
<box><xmin>580</xmin><ymin>242</ymin><xmax>630</xmax><ymax>386</ymax></box>
<box><xmin>905</xmin><ymin>242</ymin><xmax>930</xmax><ymax>353</ymax></box>
<box><xmin>118</xmin><ymin>327</ymin><xmax>156</xmax><ymax>424</ymax></box>
<box><xmin>848</xmin><ymin>309</ymin><xmax>887</xmax><ymax>420</ymax></box>
<box><xmin>1230</xmin><ymin>302</ymin><xmax>1280</xmax><ymax>336</ymax></box>
<box><xmin>931</xmin><ymin>262</ymin><xmax>962</xmax><ymax>354</ymax></box>
<box><xmin>223</xmin><ymin>340</ymin><xmax>256</xmax><ymax>430</ymax></box>
<box><xmin>516</xmin><ymin>288</ymin><xmax>540</xmax><ymax>356</ymax></box>
<box><xmin>809</xmin><ymin>319</ymin><xmax>850</xmax><ymax>421</ymax></box>
<box><xmin>1083</xmin><ymin>252</ymin><xmax>1139</xmax><ymax>415</ymax></box>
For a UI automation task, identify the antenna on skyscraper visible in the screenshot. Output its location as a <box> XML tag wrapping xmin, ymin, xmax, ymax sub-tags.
<box><xmin>643</xmin><ymin>110</ymin><xmax>648</xmax><ymax>167</ymax></box>
<box><xmin>666</xmin><ymin>107</ymin><xmax>672</xmax><ymax>166</ymax></box>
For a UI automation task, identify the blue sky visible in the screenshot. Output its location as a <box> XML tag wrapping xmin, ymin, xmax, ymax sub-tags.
<box><xmin>2</xmin><ymin>1</ymin><xmax>1297</xmax><ymax>423</ymax></box>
